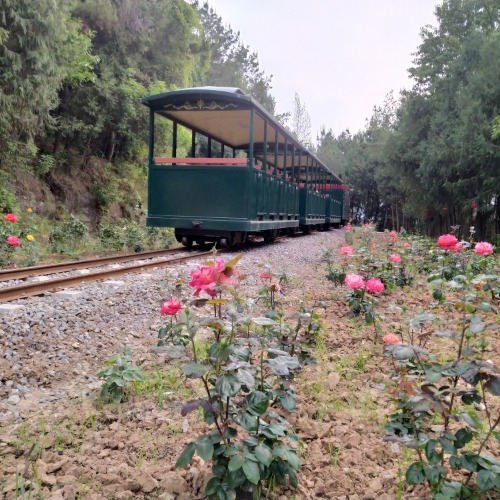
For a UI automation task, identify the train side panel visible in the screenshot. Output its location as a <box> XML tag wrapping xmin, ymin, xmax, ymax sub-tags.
<box><xmin>299</xmin><ymin>188</ymin><xmax>326</xmax><ymax>226</ymax></box>
<box><xmin>147</xmin><ymin>165</ymin><xmax>299</xmax><ymax>238</ymax></box>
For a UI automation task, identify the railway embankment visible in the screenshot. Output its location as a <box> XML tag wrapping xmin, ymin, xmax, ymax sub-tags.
<box><xmin>0</xmin><ymin>231</ymin><xmax>343</xmax><ymax>424</ymax></box>
<box><xmin>1</xmin><ymin>228</ymin><xmax>498</xmax><ymax>499</ymax></box>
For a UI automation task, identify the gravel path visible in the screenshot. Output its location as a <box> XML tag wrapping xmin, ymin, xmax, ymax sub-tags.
<box><xmin>0</xmin><ymin>230</ymin><xmax>345</xmax><ymax>425</ymax></box>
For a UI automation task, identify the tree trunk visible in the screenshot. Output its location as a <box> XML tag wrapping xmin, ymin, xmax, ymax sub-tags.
<box><xmin>106</xmin><ymin>129</ymin><xmax>116</xmax><ymax>162</ymax></box>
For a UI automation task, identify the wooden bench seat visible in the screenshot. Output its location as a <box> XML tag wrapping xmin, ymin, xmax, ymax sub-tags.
<box><xmin>154</xmin><ymin>157</ymin><xmax>248</xmax><ymax>166</ymax></box>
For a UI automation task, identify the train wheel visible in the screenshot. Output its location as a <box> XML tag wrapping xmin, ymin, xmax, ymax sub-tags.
<box><xmin>195</xmin><ymin>239</ymin><xmax>205</xmax><ymax>246</ymax></box>
<box><xmin>264</xmin><ymin>229</ymin><xmax>278</xmax><ymax>243</ymax></box>
<box><xmin>181</xmin><ymin>237</ymin><xmax>193</xmax><ymax>248</ymax></box>
<box><xmin>218</xmin><ymin>235</ymin><xmax>235</xmax><ymax>248</ymax></box>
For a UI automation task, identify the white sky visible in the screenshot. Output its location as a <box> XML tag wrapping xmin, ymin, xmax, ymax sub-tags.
<box><xmin>203</xmin><ymin>0</ymin><xmax>440</xmax><ymax>138</ymax></box>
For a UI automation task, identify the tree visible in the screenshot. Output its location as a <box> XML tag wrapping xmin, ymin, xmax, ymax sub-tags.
<box><xmin>291</xmin><ymin>93</ymin><xmax>312</xmax><ymax>147</ymax></box>
<box><xmin>0</xmin><ymin>0</ymin><xmax>97</xmax><ymax>168</ymax></box>
<box><xmin>51</xmin><ymin>0</ymin><xmax>208</xmax><ymax>162</ymax></box>
<box><xmin>194</xmin><ymin>1</ymin><xmax>276</xmax><ymax>113</ymax></box>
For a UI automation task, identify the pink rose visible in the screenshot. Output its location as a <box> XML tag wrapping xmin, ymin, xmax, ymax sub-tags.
<box><xmin>214</xmin><ymin>259</ymin><xmax>238</xmax><ymax>285</ymax></box>
<box><xmin>365</xmin><ymin>278</ymin><xmax>384</xmax><ymax>294</ymax></box>
<box><xmin>389</xmin><ymin>254</ymin><xmax>402</xmax><ymax>264</ymax></box>
<box><xmin>344</xmin><ymin>274</ymin><xmax>365</xmax><ymax>290</ymax></box>
<box><xmin>339</xmin><ymin>246</ymin><xmax>353</xmax><ymax>256</ymax></box>
<box><xmin>402</xmin><ymin>242</ymin><xmax>411</xmax><ymax>249</ymax></box>
<box><xmin>474</xmin><ymin>242</ymin><xmax>494</xmax><ymax>256</ymax></box>
<box><xmin>437</xmin><ymin>234</ymin><xmax>458</xmax><ymax>250</ymax></box>
<box><xmin>160</xmin><ymin>299</ymin><xmax>182</xmax><ymax>316</ymax></box>
<box><xmin>4</xmin><ymin>213</ymin><xmax>17</xmax><ymax>223</ymax></box>
<box><xmin>383</xmin><ymin>334</ymin><xmax>401</xmax><ymax>344</ymax></box>
<box><xmin>259</xmin><ymin>272</ymin><xmax>273</xmax><ymax>280</ymax></box>
<box><xmin>189</xmin><ymin>265</ymin><xmax>217</xmax><ymax>297</ymax></box>
<box><xmin>389</xmin><ymin>231</ymin><xmax>398</xmax><ymax>239</ymax></box>
<box><xmin>7</xmin><ymin>236</ymin><xmax>20</xmax><ymax>247</ymax></box>
<box><xmin>452</xmin><ymin>242</ymin><xmax>463</xmax><ymax>253</ymax></box>
<box><xmin>188</xmin><ymin>259</ymin><xmax>238</xmax><ymax>297</ymax></box>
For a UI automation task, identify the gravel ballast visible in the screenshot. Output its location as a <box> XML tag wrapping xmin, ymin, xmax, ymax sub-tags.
<box><xmin>0</xmin><ymin>230</ymin><xmax>345</xmax><ymax>424</ymax></box>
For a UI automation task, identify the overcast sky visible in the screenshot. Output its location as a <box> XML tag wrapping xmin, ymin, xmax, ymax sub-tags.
<box><xmin>203</xmin><ymin>0</ymin><xmax>440</xmax><ymax>138</ymax></box>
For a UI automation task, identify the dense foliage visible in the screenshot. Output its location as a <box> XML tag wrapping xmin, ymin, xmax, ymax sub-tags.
<box><xmin>0</xmin><ymin>0</ymin><xmax>275</xmax><ymax>227</ymax></box>
<box><xmin>316</xmin><ymin>0</ymin><xmax>500</xmax><ymax>243</ymax></box>
<box><xmin>0</xmin><ymin>0</ymin><xmax>498</xmax><ymax>255</ymax></box>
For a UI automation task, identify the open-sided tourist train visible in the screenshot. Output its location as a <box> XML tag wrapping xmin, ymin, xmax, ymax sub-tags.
<box><xmin>141</xmin><ymin>87</ymin><xmax>349</xmax><ymax>247</ymax></box>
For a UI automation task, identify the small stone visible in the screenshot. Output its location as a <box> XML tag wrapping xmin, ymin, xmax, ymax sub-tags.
<box><xmin>8</xmin><ymin>394</ymin><xmax>21</xmax><ymax>405</ymax></box>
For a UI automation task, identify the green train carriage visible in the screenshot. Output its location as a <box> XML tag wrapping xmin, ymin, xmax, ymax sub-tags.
<box><xmin>141</xmin><ymin>87</ymin><xmax>348</xmax><ymax>246</ymax></box>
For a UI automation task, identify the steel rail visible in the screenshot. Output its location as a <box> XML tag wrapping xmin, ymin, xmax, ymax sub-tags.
<box><xmin>0</xmin><ymin>249</ymin><xmax>215</xmax><ymax>303</ymax></box>
<box><xmin>0</xmin><ymin>247</ymin><xmax>192</xmax><ymax>282</ymax></box>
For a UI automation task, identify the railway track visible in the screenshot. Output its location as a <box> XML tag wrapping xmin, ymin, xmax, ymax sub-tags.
<box><xmin>0</xmin><ymin>247</ymin><xmax>216</xmax><ymax>303</ymax></box>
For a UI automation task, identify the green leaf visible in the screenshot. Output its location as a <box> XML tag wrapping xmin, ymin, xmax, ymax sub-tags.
<box><xmin>175</xmin><ymin>442</ymin><xmax>196</xmax><ymax>468</ymax></box>
<box><xmin>227</xmin><ymin>467</ymin><xmax>247</xmax><ymax>489</ymax></box>
<box><xmin>228</xmin><ymin>454</ymin><xmax>245</xmax><ymax>472</ymax></box>
<box><xmin>212</xmin><ymin>462</ymin><xmax>227</xmax><ymax>478</ymax></box>
<box><xmin>425</xmin><ymin>368</ymin><xmax>443</xmax><ymax>384</ymax></box>
<box><xmin>285</xmin><ymin>449</ymin><xmax>301</xmax><ymax>470</ymax></box>
<box><xmin>425</xmin><ymin>440</ymin><xmax>443</xmax><ymax>465</ymax></box>
<box><xmin>254</xmin><ymin>445</ymin><xmax>272</xmax><ymax>466</ymax></box>
<box><xmin>449</xmin><ymin>456</ymin><xmax>461</xmax><ymax>470</ymax></box>
<box><xmin>230</xmin><ymin>345</ymin><xmax>251</xmax><ymax>361</ymax></box>
<box><xmin>236</xmin><ymin>412</ymin><xmax>258</xmax><ymax>432</ymax></box>
<box><xmin>204</xmin><ymin>477</ymin><xmax>221</xmax><ymax>496</ymax></box>
<box><xmin>460</xmin><ymin>452</ymin><xmax>479</xmax><ymax>472</ymax></box>
<box><xmin>261</xmin><ymin>423</ymin><xmax>287</xmax><ymax>438</ymax></box>
<box><xmin>435</xmin><ymin>480</ymin><xmax>463</xmax><ymax>498</ymax></box>
<box><xmin>409</xmin><ymin>313</ymin><xmax>439</xmax><ymax>328</ymax></box>
<box><xmin>461</xmin><ymin>411</ymin><xmax>480</xmax><ymax>430</ymax></box>
<box><xmin>476</xmin><ymin>469</ymin><xmax>498</xmax><ymax>492</ymax></box>
<box><xmin>236</xmin><ymin>368</ymin><xmax>255</xmax><ymax>389</ymax></box>
<box><xmin>245</xmin><ymin>391</ymin><xmax>269</xmax><ymax>416</ymax></box>
<box><xmin>111</xmin><ymin>388</ymin><xmax>123</xmax><ymax>404</ymax></box>
<box><xmin>123</xmin><ymin>370</ymin><xmax>142</xmax><ymax>381</ymax></box>
<box><xmin>266</xmin><ymin>356</ymin><xmax>300</xmax><ymax>375</ymax></box>
<box><xmin>215</xmin><ymin>374</ymin><xmax>241</xmax><ymax>398</ymax></box>
<box><xmin>251</xmin><ymin>317</ymin><xmax>276</xmax><ymax>326</ymax></box>
<box><xmin>441</xmin><ymin>362</ymin><xmax>473</xmax><ymax>377</ymax></box>
<box><xmin>423</xmin><ymin>464</ymin><xmax>446</xmax><ymax>485</ymax></box>
<box><xmin>365</xmin><ymin>311</ymin><xmax>374</xmax><ymax>324</ymax></box>
<box><xmin>195</xmin><ymin>435</ymin><xmax>214</xmax><ymax>461</ymax></box>
<box><xmin>242</xmin><ymin>459</ymin><xmax>260</xmax><ymax>484</ymax></box>
<box><xmin>390</xmin><ymin>345</ymin><xmax>416</xmax><ymax>360</ymax></box>
<box><xmin>243</xmin><ymin>436</ymin><xmax>259</xmax><ymax>448</ymax></box>
<box><xmin>406</xmin><ymin>462</ymin><xmax>425</xmax><ymax>485</ymax></box>
<box><xmin>439</xmin><ymin>437</ymin><xmax>456</xmax><ymax>455</ymax></box>
<box><xmin>279</xmin><ymin>392</ymin><xmax>296</xmax><ymax>411</ymax></box>
<box><xmin>110</xmin><ymin>376</ymin><xmax>125</xmax><ymax>387</ymax></box>
<box><xmin>455</xmin><ymin>428</ymin><xmax>473</xmax><ymax>449</ymax></box>
<box><xmin>484</xmin><ymin>376</ymin><xmax>500</xmax><ymax>396</ymax></box>
<box><xmin>182</xmin><ymin>362</ymin><xmax>209</xmax><ymax>379</ymax></box>
<box><xmin>469</xmin><ymin>321</ymin><xmax>485</xmax><ymax>333</ymax></box>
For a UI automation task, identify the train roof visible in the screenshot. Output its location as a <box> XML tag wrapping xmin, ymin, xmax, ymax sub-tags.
<box><xmin>141</xmin><ymin>87</ymin><xmax>343</xmax><ymax>183</ymax></box>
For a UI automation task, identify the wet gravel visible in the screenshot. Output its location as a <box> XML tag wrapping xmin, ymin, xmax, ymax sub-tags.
<box><xmin>0</xmin><ymin>230</ymin><xmax>344</xmax><ymax>424</ymax></box>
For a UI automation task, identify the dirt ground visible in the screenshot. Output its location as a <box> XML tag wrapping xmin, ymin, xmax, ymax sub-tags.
<box><xmin>0</xmin><ymin>238</ymin><xmax>498</xmax><ymax>500</ymax></box>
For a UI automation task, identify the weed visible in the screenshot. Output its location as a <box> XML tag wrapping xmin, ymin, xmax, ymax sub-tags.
<box><xmin>97</xmin><ymin>348</ymin><xmax>143</xmax><ymax>404</ymax></box>
<box><xmin>326</xmin><ymin>443</ymin><xmax>343</xmax><ymax>468</ymax></box>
